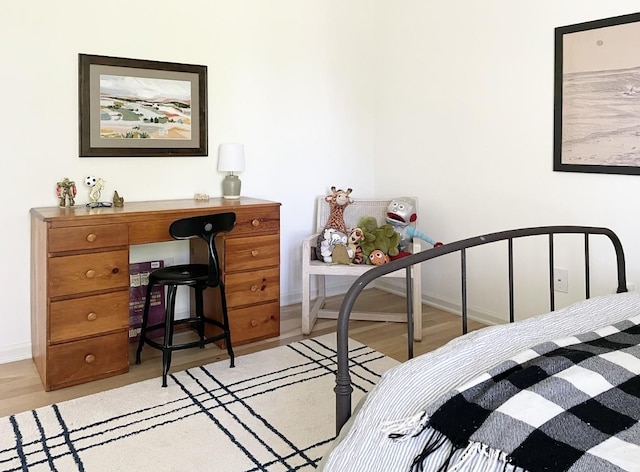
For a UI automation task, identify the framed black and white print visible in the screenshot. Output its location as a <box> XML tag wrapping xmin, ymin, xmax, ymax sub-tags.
<box><xmin>554</xmin><ymin>12</ymin><xmax>640</xmax><ymax>175</ymax></box>
<box><xmin>79</xmin><ymin>54</ymin><xmax>207</xmax><ymax>157</ymax></box>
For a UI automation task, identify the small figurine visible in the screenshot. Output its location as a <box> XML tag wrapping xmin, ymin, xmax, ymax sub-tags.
<box><xmin>85</xmin><ymin>175</ymin><xmax>106</xmax><ymax>203</ymax></box>
<box><xmin>56</xmin><ymin>177</ymin><xmax>77</xmax><ymax>207</ymax></box>
<box><xmin>113</xmin><ymin>190</ymin><xmax>125</xmax><ymax>207</ymax></box>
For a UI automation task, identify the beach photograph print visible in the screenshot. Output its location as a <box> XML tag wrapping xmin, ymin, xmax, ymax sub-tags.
<box><xmin>555</xmin><ymin>13</ymin><xmax>640</xmax><ymax>174</ymax></box>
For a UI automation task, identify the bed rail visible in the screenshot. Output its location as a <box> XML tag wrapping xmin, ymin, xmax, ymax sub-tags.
<box><xmin>335</xmin><ymin>225</ymin><xmax>627</xmax><ymax>434</ymax></box>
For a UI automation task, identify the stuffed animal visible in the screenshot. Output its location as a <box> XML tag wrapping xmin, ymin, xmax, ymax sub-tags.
<box><xmin>316</xmin><ymin>186</ymin><xmax>354</xmax><ymax>261</ymax></box>
<box><xmin>318</xmin><ymin>227</ymin><xmax>352</xmax><ymax>264</ymax></box>
<box><xmin>347</xmin><ymin>227</ymin><xmax>365</xmax><ymax>264</ymax></box>
<box><xmin>369</xmin><ymin>249</ymin><xmax>390</xmax><ymax>265</ymax></box>
<box><xmin>357</xmin><ymin>216</ymin><xmax>401</xmax><ymax>264</ymax></box>
<box><xmin>324</xmin><ymin>186</ymin><xmax>353</xmax><ymax>234</ymax></box>
<box><xmin>385</xmin><ymin>197</ymin><xmax>442</xmax><ymax>259</ymax></box>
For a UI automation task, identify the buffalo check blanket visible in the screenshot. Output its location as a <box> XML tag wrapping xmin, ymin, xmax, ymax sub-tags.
<box><xmin>385</xmin><ymin>314</ymin><xmax>640</xmax><ymax>472</ymax></box>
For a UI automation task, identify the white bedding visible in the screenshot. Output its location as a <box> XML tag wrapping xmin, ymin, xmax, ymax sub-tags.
<box><xmin>319</xmin><ymin>292</ymin><xmax>640</xmax><ymax>471</ymax></box>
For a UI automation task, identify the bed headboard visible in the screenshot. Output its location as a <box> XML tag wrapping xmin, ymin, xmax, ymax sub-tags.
<box><xmin>334</xmin><ymin>225</ymin><xmax>628</xmax><ymax>434</ymax></box>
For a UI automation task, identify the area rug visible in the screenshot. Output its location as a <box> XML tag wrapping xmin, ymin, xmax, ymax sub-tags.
<box><xmin>0</xmin><ymin>334</ymin><xmax>399</xmax><ymax>471</ymax></box>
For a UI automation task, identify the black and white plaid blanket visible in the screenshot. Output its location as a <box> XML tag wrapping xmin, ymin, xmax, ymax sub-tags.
<box><xmin>386</xmin><ymin>314</ymin><xmax>640</xmax><ymax>472</ymax></box>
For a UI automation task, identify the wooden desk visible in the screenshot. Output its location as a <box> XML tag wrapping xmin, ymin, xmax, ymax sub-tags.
<box><xmin>30</xmin><ymin>197</ymin><xmax>280</xmax><ymax>391</ymax></box>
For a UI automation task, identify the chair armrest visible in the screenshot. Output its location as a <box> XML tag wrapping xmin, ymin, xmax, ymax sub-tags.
<box><xmin>302</xmin><ymin>232</ymin><xmax>321</xmax><ymax>262</ymax></box>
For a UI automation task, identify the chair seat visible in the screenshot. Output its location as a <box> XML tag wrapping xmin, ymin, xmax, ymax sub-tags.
<box><xmin>150</xmin><ymin>264</ymin><xmax>209</xmax><ymax>285</ymax></box>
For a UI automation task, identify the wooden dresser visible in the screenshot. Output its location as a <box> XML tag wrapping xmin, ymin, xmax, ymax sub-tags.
<box><xmin>30</xmin><ymin>197</ymin><xmax>280</xmax><ymax>391</ymax></box>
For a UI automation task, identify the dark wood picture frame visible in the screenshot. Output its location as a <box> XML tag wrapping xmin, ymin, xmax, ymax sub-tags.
<box><xmin>554</xmin><ymin>12</ymin><xmax>640</xmax><ymax>175</ymax></box>
<box><xmin>79</xmin><ymin>54</ymin><xmax>207</xmax><ymax>157</ymax></box>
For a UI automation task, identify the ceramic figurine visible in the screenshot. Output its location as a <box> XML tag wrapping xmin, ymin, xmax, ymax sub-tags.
<box><xmin>113</xmin><ymin>190</ymin><xmax>125</xmax><ymax>207</ymax></box>
<box><xmin>84</xmin><ymin>175</ymin><xmax>106</xmax><ymax>203</ymax></box>
<box><xmin>56</xmin><ymin>177</ymin><xmax>77</xmax><ymax>207</ymax></box>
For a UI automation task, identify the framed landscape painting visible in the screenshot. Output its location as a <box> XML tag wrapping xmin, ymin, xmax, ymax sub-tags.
<box><xmin>554</xmin><ymin>12</ymin><xmax>640</xmax><ymax>175</ymax></box>
<box><xmin>79</xmin><ymin>54</ymin><xmax>207</xmax><ymax>157</ymax></box>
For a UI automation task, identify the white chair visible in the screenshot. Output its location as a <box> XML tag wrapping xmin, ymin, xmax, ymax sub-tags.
<box><xmin>301</xmin><ymin>197</ymin><xmax>422</xmax><ymax>341</ymax></box>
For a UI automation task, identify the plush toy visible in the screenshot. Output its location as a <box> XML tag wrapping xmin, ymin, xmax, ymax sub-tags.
<box><xmin>347</xmin><ymin>227</ymin><xmax>365</xmax><ymax>264</ymax></box>
<box><xmin>357</xmin><ymin>216</ymin><xmax>401</xmax><ymax>264</ymax></box>
<box><xmin>385</xmin><ymin>197</ymin><xmax>442</xmax><ymax>259</ymax></box>
<box><xmin>318</xmin><ymin>227</ymin><xmax>352</xmax><ymax>264</ymax></box>
<box><xmin>324</xmin><ymin>186</ymin><xmax>353</xmax><ymax>233</ymax></box>
<box><xmin>316</xmin><ymin>186</ymin><xmax>354</xmax><ymax>261</ymax></box>
<box><xmin>369</xmin><ymin>249</ymin><xmax>390</xmax><ymax>265</ymax></box>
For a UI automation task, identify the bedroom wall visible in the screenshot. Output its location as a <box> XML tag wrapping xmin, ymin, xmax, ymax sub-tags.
<box><xmin>3</xmin><ymin>1</ymin><xmax>640</xmax><ymax>364</ymax></box>
<box><xmin>373</xmin><ymin>1</ymin><xmax>640</xmax><ymax>322</ymax></box>
<box><xmin>0</xmin><ymin>0</ymin><xmax>377</xmax><ymax>362</ymax></box>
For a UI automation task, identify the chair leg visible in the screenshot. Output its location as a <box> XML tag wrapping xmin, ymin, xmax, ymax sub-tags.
<box><xmin>161</xmin><ymin>285</ymin><xmax>178</xmax><ymax>387</ymax></box>
<box><xmin>411</xmin><ymin>265</ymin><xmax>423</xmax><ymax>342</ymax></box>
<box><xmin>194</xmin><ymin>286</ymin><xmax>206</xmax><ymax>348</ymax></box>
<box><xmin>219</xmin><ymin>281</ymin><xmax>235</xmax><ymax>368</ymax></box>
<box><xmin>135</xmin><ymin>281</ymin><xmax>155</xmax><ymax>365</ymax></box>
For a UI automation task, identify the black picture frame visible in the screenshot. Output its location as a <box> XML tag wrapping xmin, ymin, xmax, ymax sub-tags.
<box><xmin>554</xmin><ymin>12</ymin><xmax>640</xmax><ymax>175</ymax></box>
<box><xmin>79</xmin><ymin>54</ymin><xmax>207</xmax><ymax>157</ymax></box>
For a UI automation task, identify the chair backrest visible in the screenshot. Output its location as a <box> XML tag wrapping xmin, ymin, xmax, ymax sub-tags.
<box><xmin>170</xmin><ymin>212</ymin><xmax>236</xmax><ymax>286</ymax></box>
<box><xmin>315</xmin><ymin>197</ymin><xmax>419</xmax><ymax>234</ymax></box>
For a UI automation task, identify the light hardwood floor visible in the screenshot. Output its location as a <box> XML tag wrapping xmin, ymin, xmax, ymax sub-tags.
<box><xmin>0</xmin><ymin>289</ymin><xmax>485</xmax><ymax>418</ymax></box>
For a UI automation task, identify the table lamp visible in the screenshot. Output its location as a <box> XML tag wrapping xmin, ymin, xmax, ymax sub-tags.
<box><xmin>217</xmin><ymin>143</ymin><xmax>245</xmax><ymax>199</ymax></box>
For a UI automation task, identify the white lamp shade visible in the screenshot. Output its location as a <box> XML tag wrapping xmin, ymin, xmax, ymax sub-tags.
<box><xmin>217</xmin><ymin>143</ymin><xmax>245</xmax><ymax>172</ymax></box>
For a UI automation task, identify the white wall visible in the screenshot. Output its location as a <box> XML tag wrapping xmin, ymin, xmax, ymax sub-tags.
<box><xmin>3</xmin><ymin>0</ymin><xmax>640</xmax><ymax>363</ymax></box>
<box><xmin>0</xmin><ymin>0</ymin><xmax>377</xmax><ymax>362</ymax></box>
<box><xmin>373</xmin><ymin>1</ymin><xmax>640</xmax><ymax>321</ymax></box>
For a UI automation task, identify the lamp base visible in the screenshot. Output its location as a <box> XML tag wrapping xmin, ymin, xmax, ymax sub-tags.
<box><xmin>222</xmin><ymin>174</ymin><xmax>242</xmax><ymax>199</ymax></box>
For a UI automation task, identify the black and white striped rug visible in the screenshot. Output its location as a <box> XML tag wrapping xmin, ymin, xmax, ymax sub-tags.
<box><xmin>1</xmin><ymin>334</ymin><xmax>399</xmax><ymax>471</ymax></box>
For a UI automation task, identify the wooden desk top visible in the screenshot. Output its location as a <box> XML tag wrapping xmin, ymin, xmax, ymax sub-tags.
<box><xmin>31</xmin><ymin>197</ymin><xmax>281</xmax><ymax>245</ymax></box>
<box><xmin>31</xmin><ymin>197</ymin><xmax>279</xmax><ymax>223</ymax></box>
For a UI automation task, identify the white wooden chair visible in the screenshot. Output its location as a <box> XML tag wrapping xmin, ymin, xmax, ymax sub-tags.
<box><xmin>301</xmin><ymin>197</ymin><xmax>422</xmax><ymax>341</ymax></box>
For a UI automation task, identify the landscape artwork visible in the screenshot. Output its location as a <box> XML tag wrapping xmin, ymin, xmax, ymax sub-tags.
<box><xmin>554</xmin><ymin>13</ymin><xmax>640</xmax><ymax>175</ymax></box>
<box><xmin>99</xmin><ymin>74</ymin><xmax>192</xmax><ymax>141</ymax></box>
<box><xmin>79</xmin><ymin>54</ymin><xmax>207</xmax><ymax>157</ymax></box>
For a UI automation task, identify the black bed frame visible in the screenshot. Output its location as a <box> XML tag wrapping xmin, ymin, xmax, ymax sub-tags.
<box><xmin>334</xmin><ymin>226</ymin><xmax>628</xmax><ymax>434</ymax></box>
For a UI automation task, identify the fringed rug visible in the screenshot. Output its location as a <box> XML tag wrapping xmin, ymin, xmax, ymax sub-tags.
<box><xmin>0</xmin><ymin>334</ymin><xmax>399</xmax><ymax>471</ymax></box>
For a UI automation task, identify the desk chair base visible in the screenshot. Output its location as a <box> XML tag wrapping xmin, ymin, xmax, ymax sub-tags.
<box><xmin>135</xmin><ymin>268</ymin><xmax>235</xmax><ymax>387</ymax></box>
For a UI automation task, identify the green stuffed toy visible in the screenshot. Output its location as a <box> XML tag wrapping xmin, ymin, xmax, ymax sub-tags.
<box><xmin>357</xmin><ymin>216</ymin><xmax>401</xmax><ymax>264</ymax></box>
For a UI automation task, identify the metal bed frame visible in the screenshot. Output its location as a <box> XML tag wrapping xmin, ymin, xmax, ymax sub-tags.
<box><xmin>334</xmin><ymin>226</ymin><xmax>628</xmax><ymax>434</ymax></box>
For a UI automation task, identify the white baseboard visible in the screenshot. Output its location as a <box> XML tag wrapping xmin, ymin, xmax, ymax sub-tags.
<box><xmin>0</xmin><ymin>342</ymin><xmax>32</xmax><ymax>364</ymax></box>
<box><xmin>374</xmin><ymin>280</ymin><xmax>506</xmax><ymax>327</ymax></box>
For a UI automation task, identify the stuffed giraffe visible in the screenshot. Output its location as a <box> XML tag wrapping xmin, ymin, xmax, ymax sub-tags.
<box><xmin>315</xmin><ymin>186</ymin><xmax>354</xmax><ymax>262</ymax></box>
<box><xmin>323</xmin><ymin>186</ymin><xmax>353</xmax><ymax>233</ymax></box>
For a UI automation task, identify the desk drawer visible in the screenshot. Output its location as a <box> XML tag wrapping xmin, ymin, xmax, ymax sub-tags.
<box><xmin>225</xmin><ymin>234</ymin><xmax>279</xmax><ymax>272</ymax></box>
<box><xmin>232</xmin><ymin>208</ymin><xmax>279</xmax><ymax>236</ymax></box>
<box><xmin>49</xmin><ymin>249</ymin><xmax>129</xmax><ymax>298</ymax></box>
<box><xmin>49</xmin><ymin>224</ymin><xmax>128</xmax><ymax>253</ymax></box>
<box><xmin>229</xmin><ymin>301</ymin><xmax>280</xmax><ymax>344</ymax></box>
<box><xmin>47</xmin><ymin>330</ymin><xmax>129</xmax><ymax>390</ymax></box>
<box><xmin>50</xmin><ymin>291</ymin><xmax>129</xmax><ymax>343</ymax></box>
<box><xmin>225</xmin><ymin>267</ymin><xmax>280</xmax><ymax>308</ymax></box>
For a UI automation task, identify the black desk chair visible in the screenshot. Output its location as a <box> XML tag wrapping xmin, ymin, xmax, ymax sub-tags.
<box><xmin>135</xmin><ymin>212</ymin><xmax>236</xmax><ymax>387</ymax></box>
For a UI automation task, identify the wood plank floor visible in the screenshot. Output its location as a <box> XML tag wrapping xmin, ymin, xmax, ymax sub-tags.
<box><xmin>0</xmin><ymin>289</ymin><xmax>485</xmax><ymax>418</ymax></box>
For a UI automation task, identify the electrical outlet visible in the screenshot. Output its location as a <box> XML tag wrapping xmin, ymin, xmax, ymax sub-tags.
<box><xmin>554</xmin><ymin>268</ymin><xmax>568</xmax><ymax>293</ymax></box>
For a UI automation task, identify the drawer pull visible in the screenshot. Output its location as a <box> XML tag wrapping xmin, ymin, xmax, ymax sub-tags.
<box><xmin>251</xmin><ymin>249</ymin><xmax>259</xmax><ymax>257</ymax></box>
<box><xmin>86</xmin><ymin>312</ymin><xmax>97</xmax><ymax>321</ymax></box>
<box><xmin>250</xmin><ymin>320</ymin><xmax>258</xmax><ymax>327</ymax></box>
<box><xmin>250</xmin><ymin>284</ymin><xmax>258</xmax><ymax>292</ymax></box>
<box><xmin>252</xmin><ymin>219</ymin><xmax>260</xmax><ymax>227</ymax></box>
<box><xmin>261</xmin><ymin>278</ymin><xmax>267</xmax><ymax>291</ymax></box>
<box><xmin>112</xmin><ymin>267</ymin><xmax>120</xmax><ymax>274</ymax></box>
<box><xmin>85</xmin><ymin>354</ymin><xmax>96</xmax><ymax>364</ymax></box>
<box><xmin>86</xmin><ymin>233</ymin><xmax>97</xmax><ymax>243</ymax></box>
<box><xmin>85</xmin><ymin>269</ymin><xmax>96</xmax><ymax>279</ymax></box>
